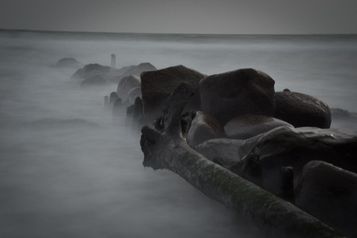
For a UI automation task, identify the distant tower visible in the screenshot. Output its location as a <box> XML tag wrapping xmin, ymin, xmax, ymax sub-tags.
<box><xmin>111</xmin><ymin>54</ymin><xmax>116</xmax><ymax>68</ymax></box>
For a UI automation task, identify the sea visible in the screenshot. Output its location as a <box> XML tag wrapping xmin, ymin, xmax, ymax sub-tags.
<box><xmin>0</xmin><ymin>30</ymin><xmax>356</xmax><ymax>238</ymax></box>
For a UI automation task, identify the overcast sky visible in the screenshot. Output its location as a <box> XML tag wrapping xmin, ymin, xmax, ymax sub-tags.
<box><xmin>0</xmin><ymin>0</ymin><xmax>356</xmax><ymax>34</ymax></box>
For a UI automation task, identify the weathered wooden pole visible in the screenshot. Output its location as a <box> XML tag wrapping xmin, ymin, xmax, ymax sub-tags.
<box><xmin>140</xmin><ymin>84</ymin><xmax>345</xmax><ymax>238</ymax></box>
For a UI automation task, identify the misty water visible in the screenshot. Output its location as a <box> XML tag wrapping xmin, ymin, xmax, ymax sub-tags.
<box><xmin>0</xmin><ymin>31</ymin><xmax>357</xmax><ymax>238</ymax></box>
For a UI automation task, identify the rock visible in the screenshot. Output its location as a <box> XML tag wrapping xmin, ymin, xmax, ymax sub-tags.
<box><xmin>109</xmin><ymin>92</ymin><xmax>119</xmax><ymax>104</ymax></box>
<box><xmin>126</xmin><ymin>87</ymin><xmax>142</xmax><ymax>105</ymax></box>
<box><xmin>72</xmin><ymin>63</ymin><xmax>112</xmax><ymax>85</ymax></box>
<box><xmin>126</xmin><ymin>97</ymin><xmax>143</xmax><ymax>119</ymax></box>
<box><xmin>224</xmin><ymin>114</ymin><xmax>293</xmax><ymax>139</ymax></box>
<box><xmin>231</xmin><ymin>126</ymin><xmax>357</xmax><ymax>196</ymax></box>
<box><xmin>141</xmin><ymin>65</ymin><xmax>205</xmax><ymax>118</ymax></box>
<box><xmin>55</xmin><ymin>57</ymin><xmax>80</xmax><ymax>68</ymax></box>
<box><xmin>274</xmin><ymin>91</ymin><xmax>331</xmax><ymax>128</ymax></box>
<box><xmin>186</xmin><ymin>111</ymin><xmax>225</xmax><ymax>147</ymax></box>
<box><xmin>296</xmin><ymin>161</ymin><xmax>357</xmax><ymax>237</ymax></box>
<box><xmin>181</xmin><ymin>111</ymin><xmax>196</xmax><ymax>136</ymax></box>
<box><xmin>199</xmin><ymin>68</ymin><xmax>275</xmax><ymax>124</ymax></box>
<box><xmin>195</xmin><ymin>138</ymin><xmax>245</xmax><ymax>167</ymax></box>
<box><xmin>73</xmin><ymin>62</ymin><xmax>156</xmax><ymax>86</ymax></box>
<box><xmin>116</xmin><ymin>62</ymin><xmax>156</xmax><ymax>79</ymax></box>
<box><xmin>116</xmin><ymin>75</ymin><xmax>140</xmax><ymax>100</ymax></box>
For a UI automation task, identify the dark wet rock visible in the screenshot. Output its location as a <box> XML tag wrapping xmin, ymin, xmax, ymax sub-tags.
<box><xmin>200</xmin><ymin>68</ymin><xmax>275</xmax><ymax>124</ymax></box>
<box><xmin>195</xmin><ymin>138</ymin><xmax>245</xmax><ymax>167</ymax></box>
<box><xmin>274</xmin><ymin>91</ymin><xmax>331</xmax><ymax>128</ymax></box>
<box><xmin>73</xmin><ymin>64</ymin><xmax>112</xmax><ymax>85</ymax></box>
<box><xmin>224</xmin><ymin>114</ymin><xmax>293</xmax><ymax>139</ymax></box>
<box><xmin>116</xmin><ymin>75</ymin><xmax>141</xmax><ymax>101</ymax></box>
<box><xmin>116</xmin><ymin>62</ymin><xmax>156</xmax><ymax>80</ymax></box>
<box><xmin>109</xmin><ymin>92</ymin><xmax>119</xmax><ymax>104</ymax></box>
<box><xmin>181</xmin><ymin>111</ymin><xmax>196</xmax><ymax>136</ymax></box>
<box><xmin>280</xmin><ymin>166</ymin><xmax>295</xmax><ymax>202</ymax></box>
<box><xmin>141</xmin><ymin>65</ymin><xmax>205</xmax><ymax>119</ymax></box>
<box><xmin>73</xmin><ymin>62</ymin><xmax>156</xmax><ymax>86</ymax></box>
<box><xmin>55</xmin><ymin>57</ymin><xmax>80</xmax><ymax>68</ymax></box>
<box><xmin>231</xmin><ymin>126</ymin><xmax>357</xmax><ymax>196</ymax></box>
<box><xmin>126</xmin><ymin>97</ymin><xmax>143</xmax><ymax>119</ymax></box>
<box><xmin>196</xmin><ymin>125</ymin><xmax>357</xmax><ymax>198</ymax></box>
<box><xmin>296</xmin><ymin>161</ymin><xmax>357</xmax><ymax>237</ymax></box>
<box><xmin>186</xmin><ymin>111</ymin><xmax>225</xmax><ymax>147</ymax></box>
<box><xmin>126</xmin><ymin>87</ymin><xmax>141</xmax><ymax>105</ymax></box>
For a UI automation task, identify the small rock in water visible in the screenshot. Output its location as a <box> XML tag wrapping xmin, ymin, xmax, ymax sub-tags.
<box><xmin>274</xmin><ymin>90</ymin><xmax>331</xmax><ymax>128</ymax></box>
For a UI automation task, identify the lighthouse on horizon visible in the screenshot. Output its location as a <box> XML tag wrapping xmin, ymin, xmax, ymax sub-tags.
<box><xmin>111</xmin><ymin>54</ymin><xmax>116</xmax><ymax>68</ymax></box>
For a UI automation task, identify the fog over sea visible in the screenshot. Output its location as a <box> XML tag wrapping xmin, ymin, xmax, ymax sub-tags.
<box><xmin>0</xmin><ymin>31</ymin><xmax>356</xmax><ymax>238</ymax></box>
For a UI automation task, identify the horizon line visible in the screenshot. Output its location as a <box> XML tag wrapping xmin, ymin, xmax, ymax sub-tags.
<box><xmin>1</xmin><ymin>28</ymin><xmax>357</xmax><ymax>37</ymax></box>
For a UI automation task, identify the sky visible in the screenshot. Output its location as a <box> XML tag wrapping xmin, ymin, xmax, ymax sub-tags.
<box><xmin>0</xmin><ymin>0</ymin><xmax>356</xmax><ymax>34</ymax></box>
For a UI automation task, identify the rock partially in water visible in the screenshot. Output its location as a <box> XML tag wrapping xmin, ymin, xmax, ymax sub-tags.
<box><xmin>224</xmin><ymin>114</ymin><xmax>293</xmax><ymax>139</ymax></box>
<box><xmin>186</xmin><ymin>111</ymin><xmax>225</xmax><ymax>147</ymax></box>
<box><xmin>73</xmin><ymin>62</ymin><xmax>156</xmax><ymax>86</ymax></box>
<box><xmin>109</xmin><ymin>92</ymin><xmax>119</xmax><ymax>104</ymax></box>
<box><xmin>274</xmin><ymin>90</ymin><xmax>331</xmax><ymax>128</ymax></box>
<box><xmin>115</xmin><ymin>62</ymin><xmax>156</xmax><ymax>80</ymax></box>
<box><xmin>195</xmin><ymin>138</ymin><xmax>245</xmax><ymax>167</ymax></box>
<box><xmin>126</xmin><ymin>87</ymin><xmax>142</xmax><ymax>105</ymax></box>
<box><xmin>73</xmin><ymin>63</ymin><xmax>112</xmax><ymax>85</ymax></box>
<box><xmin>116</xmin><ymin>75</ymin><xmax>141</xmax><ymax>101</ymax></box>
<box><xmin>232</xmin><ymin>126</ymin><xmax>357</xmax><ymax>196</ymax></box>
<box><xmin>141</xmin><ymin>65</ymin><xmax>205</xmax><ymax>119</ymax></box>
<box><xmin>126</xmin><ymin>97</ymin><xmax>143</xmax><ymax>120</ymax></box>
<box><xmin>199</xmin><ymin>68</ymin><xmax>275</xmax><ymax>124</ymax></box>
<box><xmin>296</xmin><ymin>160</ymin><xmax>357</xmax><ymax>238</ymax></box>
<box><xmin>55</xmin><ymin>57</ymin><xmax>80</xmax><ymax>68</ymax></box>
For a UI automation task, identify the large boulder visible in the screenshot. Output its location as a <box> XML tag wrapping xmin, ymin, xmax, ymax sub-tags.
<box><xmin>296</xmin><ymin>161</ymin><xmax>357</xmax><ymax>237</ymax></box>
<box><xmin>72</xmin><ymin>62</ymin><xmax>156</xmax><ymax>86</ymax></box>
<box><xmin>199</xmin><ymin>68</ymin><xmax>275</xmax><ymax>124</ymax></box>
<box><xmin>126</xmin><ymin>97</ymin><xmax>143</xmax><ymax>120</ymax></box>
<box><xmin>231</xmin><ymin>126</ymin><xmax>357</xmax><ymax>196</ymax></box>
<box><xmin>224</xmin><ymin>114</ymin><xmax>293</xmax><ymax>139</ymax></box>
<box><xmin>115</xmin><ymin>62</ymin><xmax>156</xmax><ymax>80</ymax></box>
<box><xmin>186</xmin><ymin>111</ymin><xmax>225</xmax><ymax>147</ymax></box>
<box><xmin>274</xmin><ymin>90</ymin><xmax>331</xmax><ymax>128</ymax></box>
<box><xmin>141</xmin><ymin>65</ymin><xmax>205</xmax><ymax>118</ymax></box>
<box><xmin>126</xmin><ymin>87</ymin><xmax>142</xmax><ymax>105</ymax></box>
<box><xmin>116</xmin><ymin>75</ymin><xmax>141</xmax><ymax>100</ymax></box>
<box><xmin>72</xmin><ymin>63</ymin><xmax>112</xmax><ymax>85</ymax></box>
